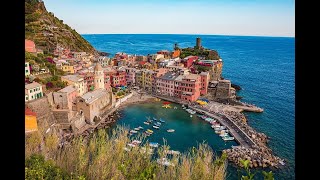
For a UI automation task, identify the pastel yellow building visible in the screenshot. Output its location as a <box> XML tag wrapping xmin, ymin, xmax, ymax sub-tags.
<box><xmin>62</xmin><ymin>64</ymin><xmax>75</xmax><ymax>74</ymax></box>
<box><xmin>25</xmin><ymin>108</ymin><xmax>38</xmax><ymax>133</ymax></box>
<box><xmin>61</xmin><ymin>75</ymin><xmax>87</xmax><ymax>96</ymax></box>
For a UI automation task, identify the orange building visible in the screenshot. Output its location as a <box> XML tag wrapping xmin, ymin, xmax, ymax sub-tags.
<box><xmin>25</xmin><ymin>39</ymin><xmax>37</xmax><ymax>53</ymax></box>
<box><xmin>172</xmin><ymin>49</ymin><xmax>181</xmax><ymax>58</ymax></box>
<box><xmin>25</xmin><ymin>108</ymin><xmax>38</xmax><ymax>133</ymax></box>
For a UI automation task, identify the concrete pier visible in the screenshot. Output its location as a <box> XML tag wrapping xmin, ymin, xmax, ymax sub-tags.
<box><xmin>153</xmin><ymin>94</ymin><xmax>256</xmax><ymax>148</ymax></box>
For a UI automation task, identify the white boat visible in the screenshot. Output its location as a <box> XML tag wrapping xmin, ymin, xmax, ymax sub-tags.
<box><xmin>167</xmin><ymin>129</ymin><xmax>175</xmax><ymax>133</ymax></box>
<box><xmin>130</xmin><ymin>130</ymin><xmax>138</xmax><ymax>133</ymax></box>
<box><xmin>164</xmin><ymin>150</ymin><xmax>180</xmax><ymax>155</ymax></box>
<box><xmin>219</xmin><ymin>133</ymin><xmax>230</xmax><ymax>137</ymax></box>
<box><xmin>222</xmin><ymin>136</ymin><xmax>235</xmax><ymax>141</ymax></box>
<box><xmin>138</xmin><ymin>126</ymin><xmax>143</xmax><ymax>129</ymax></box>
<box><xmin>149</xmin><ymin>142</ymin><xmax>159</xmax><ymax>148</ymax></box>
<box><xmin>157</xmin><ymin>158</ymin><xmax>175</xmax><ymax>167</ymax></box>
<box><xmin>127</xmin><ymin>143</ymin><xmax>136</xmax><ymax>147</ymax></box>
<box><xmin>124</xmin><ymin>147</ymin><xmax>131</xmax><ymax>151</ymax></box>
<box><xmin>212</xmin><ymin>124</ymin><xmax>221</xmax><ymax>129</ymax></box>
<box><xmin>134</xmin><ymin>128</ymin><xmax>140</xmax><ymax>131</ymax></box>
<box><xmin>132</xmin><ymin>140</ymin><xmax>141</xmax><ymax>144</ymax></box>
<box><xmin>153</xmin><ymin>125</ymin><xmax>160</xmax><ymax>129</ymax></box>
<box><xmin>144</xmin><ymin>122</ymin><xmax>150</xmax><ymax>125</ymax></box>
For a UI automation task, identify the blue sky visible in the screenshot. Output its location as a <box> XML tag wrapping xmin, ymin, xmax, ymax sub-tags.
<box><xmin>44</xmin><ymin>0</ymin><xmax>295</xmax><ymax>37</ymax></box>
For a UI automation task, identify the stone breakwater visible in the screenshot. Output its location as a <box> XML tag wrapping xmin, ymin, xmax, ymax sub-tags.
<box><xmin>222</xmin><ymin>111</ymin><xmax>285</xmax><ymax>168</ymax></box>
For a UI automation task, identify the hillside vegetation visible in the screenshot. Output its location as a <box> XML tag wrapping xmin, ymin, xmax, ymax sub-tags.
<box><xmin>25</xmin><ymin>0</ymin><xmax>96</xmax><ymax>54</ymax></box>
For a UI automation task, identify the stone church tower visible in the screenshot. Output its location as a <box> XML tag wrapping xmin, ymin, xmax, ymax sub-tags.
<box><xmin>94</xmin><ymin>63</ymin><xmax>104</xmax><ymax>90</ymax></box>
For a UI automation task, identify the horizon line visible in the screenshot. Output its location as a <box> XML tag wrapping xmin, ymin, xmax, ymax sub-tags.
<box><xmin>80</xmin><ymin>33</ymin><xmax>295</xmax><ymax>38</ymax></box>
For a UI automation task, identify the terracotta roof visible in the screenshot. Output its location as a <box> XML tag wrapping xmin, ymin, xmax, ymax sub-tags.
<box><xmin>139</xmin><ymin>61</ymin><xmax>146</xmax><ymax>65</ymax></box>
<box><xmin>25</xmin><ymin>108</ymin><xmax>36</xmax><ymax>116</ymax></box>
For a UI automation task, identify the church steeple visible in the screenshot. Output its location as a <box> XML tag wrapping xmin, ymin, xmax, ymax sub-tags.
<box><xmin>94</xmin><ymin>63</ymin><xmax>104</xmax><ymax>90</ymax></box>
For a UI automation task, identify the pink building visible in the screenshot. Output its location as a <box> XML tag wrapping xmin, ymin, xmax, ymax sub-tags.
<box><xmin>25</xmin><ymin>39</ymin><xmax>37</xmax><ymax>53</ymax></box>
<box><xmin>174</xmin><ymin>74</ymin><xmax>201</xmax><ymax>102</ymax></box>
<box><xmin>125</xmin><ymin>68</ymin><xmax>137</xmax><ymax>86</ymax></box>
<box><xmin>156</xmin><ymin>72</ymin><xmax>179</xmax><ymax>97</ymax></box>
<box><xmin>182</xmin><ymin>56</ymin><xmax>198</xmax><ymax>68</ymax></box>
<box><xmin>80</xmin><ymin>72</ymin><xmax>94</xmax><ymax>91</ymax></box>
<box><xmin>53</xmin><ymin>85</ymin><xmax>78</xmax><ymax>110</ymax></box>
<box><xmin>200</xmin><ymin>71</ymin><xmax>210</xmax><ymax>95</ymax></box>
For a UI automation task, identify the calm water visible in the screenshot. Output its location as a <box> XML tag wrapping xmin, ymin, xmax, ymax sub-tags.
<box><xmin>83</xmin><ymin>34</ymin><xmax>295</xmax><ymax>179</ymax></box>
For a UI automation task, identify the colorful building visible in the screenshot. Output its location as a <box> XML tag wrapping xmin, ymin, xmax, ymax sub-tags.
<box><xmin>156</xmin><ymin>72</ymin><xmax>179</xmax><ymax>97</ymax></box>
<box><xmin>25</xmin><ymin>39</ymin><xmax>37</xmax><ymax>53</ymax></box>
<box><xmin>25</xmin><ymin>108</ymin><xmax>38</xmax><ymax>133</ymax></box>
<box><xmin>125</xmin><ymin>67</ymin><xmax>137</xmax><ymax>86</ymax></box>
<box><xmin>200</xmin><ymin>71</ymin><xmax>210</xmax><ymax>95</ymax></box>
<box><xmin>61</xmin><ymin>75</ymin><xmax>87</xmax><ymax>96</ymax></box>
<box><xmin>53</xmin><ymin>85</ymin><xmax>78</xmax><ymax>110</ymax></box>
<box><xmin>174</xmin><ymin>74</ymin><xmax>201</xmax><ymax>102</ymax></box>
<box><xmin>25</xmin><ymin>62</ymin><xmax>31</xmax><ymax>77</ymax></box>
<box><xmin>182</xmin><ymin>56</ymin><xmax>198</xmax><ymax>68</ymax></box>
<box><xmin>25</xmin><ymin>82</ymin><xmax>43</xmax><ymax>102</ymax></box>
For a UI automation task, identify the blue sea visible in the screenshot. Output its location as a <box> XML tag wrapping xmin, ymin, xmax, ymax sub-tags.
<box><xmin>82</xmin><ymin>34</ymin><xmax>295</xmax><ymax>179</ymax></box>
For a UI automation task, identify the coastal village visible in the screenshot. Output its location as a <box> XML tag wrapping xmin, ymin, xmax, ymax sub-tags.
<box><xmin>25</xmin><ymin>37</ymin><xmax>284</xmax><ymax>169</ymax></box>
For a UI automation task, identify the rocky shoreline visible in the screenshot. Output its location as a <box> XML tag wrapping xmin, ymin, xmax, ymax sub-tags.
<box><xmin>222</xmin><ymin>111</ymin><xmax>285</xmax><ymax>168</ymax></box>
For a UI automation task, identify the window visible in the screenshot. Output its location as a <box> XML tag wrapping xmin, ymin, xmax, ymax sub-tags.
<box><xmin>31</xmin><ymin>96</ymin><xmax>33</xmax><ymax>99</ymax></box>
<box><xmin>26</xmin><ymin>97</ymin><xmax>28</xmax><ymax>100</ymax></box>
<box><xmin>25</xmin><ymin>64</ymin><xmax>28</xmax><ymax>67</ymax></box>
<box><xmin>25</xmin><ymin>70</ymin><xmax>28</xmax><ymax>73</ymax></box>
<box><xmin>30</xmin><ymin>90</ymin><xmax>32</xmax><ymax>93</ymax></box>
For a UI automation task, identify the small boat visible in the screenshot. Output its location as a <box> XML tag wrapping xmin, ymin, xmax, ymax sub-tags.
<box><xmin>134</xmin><ymin>128</ymin><xmax>140</xmax><ymax>131</ymax></box>
<box><xmin>147</xmin><ymin>129</ymin><xmax>153</xmax><ymax>133</ymax></box>
<box><xmin>144</xmin><ymin>122</ymin><xmax>150</xmax><ymax>125</ymax></box>
<box><xmin>157</xmin><ymin>158</ymin><xmax>174</xmax><ymax>166</ymax></box>
<box><xmin>124</xmin><ymin>147</ymin><xmax>131</xmax><ymax>151</ymax></box>
<box><xmin>127</xmin><ymin>143</ymin><xmax>136</xmax><ymax>147</ymax></box>
<box><xmin>219</xmin><ymin>133</ymin><xmax>230</xmax><ymax>137</ymax></box>
<box><xmin>130</xmin><ymin>130</ymin><xmax>138</xmax><ymax>133</ymax></box>
<box><xmin>153</xmin><ymin>125</ymin><xmax>160</xmax><ymax>129</ymax></box>
<box><xmin>149</xmin><ymin>142</ymin><xmax>159</xmax><ymax>148</ymax></box>
<box><xmin>153</xmin><ymin>117</ymin><xmax>157</xmax><ymax>121</ymax></box>
<box><xmin>132</xmin><ymin>140</ymin><xmax>141</xmax><ymax>145</ymax></box>
<box><xmin>159</xmin><ymin>119</ymin><xmax>165</xmax><ymax>123</ymax></box>
<box><xmin>167</xmin><ymin>129</ymin><xmax>175</xmax><ymax>133</ymax></box>
<box><xmin>212</xmin><ymin>124</ymin><xmax>221</xmax><ymax>128</ymax></box>
<box><xmin>144</xmin><ymin>132</ymin><xmax>151</xmax><ymax>136</ymax></box>
<box><xmin>164</xmin><ymin>150</ymin><xmax>180</xmax><ymax>155</ymax></box>
<box><xmin>156</xmin><ymin>122</ymin><xmax>161</xmax><ymax>125</ymax></box>
<box><xmin>222</xmin><ymin>136</ymin><xmax>235</xmax><ymax>141</ymax></box>
<box><xmin>138</xmin><ymin>126</ymin><xmax>143</xmax><ymax>129</ymax></box>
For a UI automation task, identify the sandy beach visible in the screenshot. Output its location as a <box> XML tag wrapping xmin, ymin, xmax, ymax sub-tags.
<box><xmin>118</xmin><ymin>91</ymin><xmax>155</xmax><ymax>110</ymax></box>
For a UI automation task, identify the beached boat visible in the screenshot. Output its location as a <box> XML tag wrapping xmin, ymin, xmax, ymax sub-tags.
<box><xmin>130</xmin><ymin>130</ymin><xmax>138</xmax><ymax>133</ymax></box>
<box><xmin>143</xmin><ymin>121</ymin><xmax>150</xmax><ymax>125</ymax></box>
<box><xmin>153</xmin><ymin>125</ymin><xmax>160</xmax><ymax>129</ymax></box>
<box><xmin>149</xmin><ymin>142</ymin><xmax>159</xmax><ymax>148</ymax></box>
<box><xmin>157</xmin><ymin>158</ymin><xmax>174</xmax><ymax>166</ymax></box>
<box><xmin>167</xmin><ymin>129</ymin><xmax>175</xmax><ymax>133</ymax></box>
<box><xmin>222</xmin><ymin>136</ymin><xmax>235</xmax><ymax>141</ymax></box>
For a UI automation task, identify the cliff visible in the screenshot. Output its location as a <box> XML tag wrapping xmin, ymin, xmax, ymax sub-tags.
<box><xmin>25</xmin><ymin>0</ymin><xmax>96</xmax><ymax>54</ymax></box>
